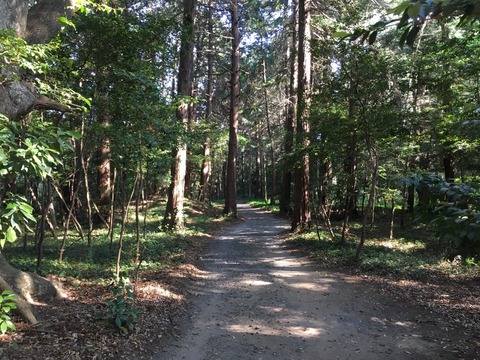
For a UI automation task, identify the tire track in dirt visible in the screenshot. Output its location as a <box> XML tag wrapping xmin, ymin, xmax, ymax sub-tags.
<box><xmin>156</xmin><ymin>204</ymin><xmax>472</xmax><ymax>360</ymax></box>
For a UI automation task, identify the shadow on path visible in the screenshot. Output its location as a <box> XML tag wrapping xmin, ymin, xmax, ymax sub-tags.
<box><xmin>156</xmin><ymin>204</ymin><xmax>468</xmax><ymax>360</ymax></box>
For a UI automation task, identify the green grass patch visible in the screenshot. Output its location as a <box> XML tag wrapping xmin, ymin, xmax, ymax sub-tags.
<box><xmin>3</xmin><ymin>200</ymin><xmax>225</xmax><ymax>281</ymax></box>
<box><xmin>247</xmin><ymin>199</ymin><xmax>280</xmax><ymax>214</ymax></box>
<box><xmin>289</xmin><ymin>219</ymin><xmax>479</xmax><ymax>280</ymax></box>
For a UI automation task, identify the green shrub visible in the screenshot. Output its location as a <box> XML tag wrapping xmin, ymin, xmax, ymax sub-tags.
<box><xmin>408</xmin><ymin>173</ymin><xmax>480</xmax><ymax>258</ymax></box>
<box><xmin>105</xmin><ymin>277</ymin><xmax>142</xmax><ymax>334</ymax></box>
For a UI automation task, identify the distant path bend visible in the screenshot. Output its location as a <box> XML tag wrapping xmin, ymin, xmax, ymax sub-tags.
<box><xmin>157</xmin><ymin>203</ymin><xmax>468</xmax><ymax>360</ymax></box>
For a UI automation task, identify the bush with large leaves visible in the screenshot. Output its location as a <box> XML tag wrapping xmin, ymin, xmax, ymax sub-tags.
<box><xmin>409</xmin><ymin>173</ymin><xmax>480</xmax><ymax>259</ymax></box>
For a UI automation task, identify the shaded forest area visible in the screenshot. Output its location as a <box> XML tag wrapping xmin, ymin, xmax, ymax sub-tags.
<box><xmin>0</xmin><ymin>0</ymin><xmax>479</xmax><ymax>358</ymax></box>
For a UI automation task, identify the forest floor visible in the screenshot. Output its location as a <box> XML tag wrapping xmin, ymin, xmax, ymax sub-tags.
<box><xmin>0</xmin><ymin>203</ymin><xmax>479</xmax><ymax>359</ymax></box>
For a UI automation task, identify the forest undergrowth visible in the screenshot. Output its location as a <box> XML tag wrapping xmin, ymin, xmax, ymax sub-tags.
<box><xmin>0</xmin><ymin>200</ymin><xmax>231</xmax><ymax>359</ymax></box>
<box><xmin>0</xmin><ymin>200</ymin><xmax>478</xmax><ymax>359</ymax></box>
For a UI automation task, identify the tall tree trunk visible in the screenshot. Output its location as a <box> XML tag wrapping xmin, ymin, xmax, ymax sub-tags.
<box><xmin>443</xmin><ymin>154</ymin><xmax>455</xmax><ymax>182</ymax></box>
<box><xmin>280</xmin><ymin>0</ymin><xmax>297</xmax><ymax>216</ymax></box>
<box><xmin>199</xmin><ymin>142</ymin><xmax>211</xmax><ymax>202</ymax></box>
<box><xmin>261</xmin><ymin>37</ymin><xmax>276</xmax><ymax>204</ymax></box>
<box><xmin>79</xmin><ymin>116</ymin><xmax>94</xmax><ymax>254</ymax></box>
<box><xmin>109</xmin><ymin>168</ymin><xmax>117</xmax><ymax>248</ymax></box>
<box><xmin>239</xmin><ymin>151</ymin><xmax>245</xmax><ymax>197</ymax></box>
<box><xmin>163</xmin><ymin>0</ymin><xmax>196</xmax><ymax>229</ymax></box>
<box><xmin>356</xmin><ymin>146</ymin><xmax>378</xmax><ymax>260</ymax></box>
<box><xmin>292</xmin><ymin>0</ymin><xmax>311</xmax><ymax>230</ymax></box>
<box><xmin>439</xmin><ymin>24</ymin><xmax>455</xmax><ymax>184</ymax></box>
<box><xmin>134</xmin><ymin>162</ymin><xmax>143</xmax><ymax>264</ymax></box>
<box><xmin>97</xmin><ymin>115</ymin><xmax>111</xmax><ymax>225</ymax></box>
<box><xmin>344</xmin><ymin>91</ymin><xmax>358</xmax><ymax>219</ymax></box>
<box><xmin>224</xmin><ymin>0</ymin><xmax>240</xmax><ymax>216</ymax></box>
<box><xmin>198</xmin><ymin>0</ymin><xmax>214</xmax><ymax>203</ymax></box>
<box><xmin>259</xmin><ymin>138</ymin><xmax>267</xmax><ymax>201</ymax></box>
<box><xmin>389</xmin><ymin>197</ymin><xmax>395</xmax><ymax>240</ymax></box>
<box><xmin>93</xmin><ymin>84</ymin><xmax>112</xmax><ymax>227</ymax></box>
<box><xmin>255</xmin><ymin>137</ymin><xmax>262</xmax><ymax>198</ymax></box>
<box><xmin>115</xmin><ymin>170</ymin><xmax>126</xmax><ymax>282</ymax></box>
<box><xmin>36</xmin><ymin>179</ymin><xmax>51</xmax><ymax>271</ymax></box>
<box><xmin>247</xmin><ymin>146</ymin><xmax>253</xmax><ymax>198</ymax></box>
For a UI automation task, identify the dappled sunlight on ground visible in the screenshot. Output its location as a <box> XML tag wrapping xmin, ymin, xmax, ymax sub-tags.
<box><xmin>268</xmin><ymin>270</ymin><xmax>313</xmax><ymax>278</ymax></box>
<box><xmin>159</xmin><ymin>204</ymin><xmax>478</xmax><ymax>359</ymax></box>
<box><xmin>288</xmin><ymin>281</ymin><xmax>330</xmax><ymax>291</ymax></box>
<box><xmin>138</xmin><ymin>282</ymin><xmax>184</xmax><ymax>301</ymax></box>
<box><xmin>392</xmin><ymin>320</ymin><xmax>417</xmax><ymax>327</ymax></box>
<box><xmin>268</xmin><ymin>258</ymin><xmax>310</xmax><ymax>267</ymax></box>
<box><xmin>241</xmin><ymin>279</ymin><xmax>272</xmax><ymax>286</ymax></box>
<box><xmin>257</xmin><ymin>305</ymin><xmax>284</xmax><ymax>312</ymax></box>
<box><xmin>225</xmin><ymin>323</ymin><xmax>323</xmax><ymax>338</ymax></box>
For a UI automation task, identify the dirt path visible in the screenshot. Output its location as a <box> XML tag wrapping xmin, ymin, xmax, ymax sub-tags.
<box><xmin>156</xmin><ymin>204</ymin><xmax>472</xmax><ymax>360</ymax></box>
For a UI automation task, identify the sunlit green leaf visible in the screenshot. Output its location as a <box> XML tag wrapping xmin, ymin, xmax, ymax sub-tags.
<box><xmin>5</xmin><ymin>227</ymin><xmax>16</xmax><ymax>243</ymax></box>
<box><xmin>407</xmin><ymin>1</ymin><xmax>422</xmax><ymax>19</ymax></box>
<box><xmin>0</xmin><ymin>322</ymin><xmax>7</xmax><ymax>334</ymax></box>
<box><xmin>390</xmin><ymin>1</ymin><xmax>409</xmax><ymax>15</ymax></box>
<box><xmin>332</xmin><ymin>31</ymin><xmax>350</xmax><ymax>39</ymax></box>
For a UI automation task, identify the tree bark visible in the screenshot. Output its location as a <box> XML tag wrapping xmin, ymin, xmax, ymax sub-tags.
<box><xmin>292</xmin><ymin>0</ymin><xmax>311</xmax><ymax>230</ymax></box>
<box><xmin>224</xmin><ymin>0</ymin><xmax>240</xmax><ymax>217</ymax></box>
<box><xmin>261</xmin><ymin>40</ymin><xmax>276</xmax><ymax>204</ymax></box>
<box><xmin>26</xmin><ymin>0</ymin><xmax>75</xmax><ymax>44</ymax></box>
<box><xmin>0</xmin><ymin>0</ymin><xmax>28</xmax><ymax>38</ymax></box>
<box><xmin>0</xmin><ymin>276</ymin><xmax>37</xmax><ymax>325</ymax></box>
<box><xmin>198</xmin><ymin>0</ymin><xmax>214</xmax><ymax>203</ymax></box>
<box><xmin>280</xmin><ymin>0</ymin><xmax>297</xmax><ymax>216</ymax></box>
<box><xmin>199</xmin><ymin>142</ymin><xmax>211</xmax><ymax>202</ymax></box>
<box><xmin>356</xmin><ymin>146</ymin><xmax>378</xmax><ymax>260</ymax></box>
<box><xmin>97</xmin><ymin>119</ymin><xmax>112</xmax><ymax>224</ymax></box>
<box><xmin>163</xmin><ymin>0</ymin><xmax>196</xmax><ymax>229</ymax></box>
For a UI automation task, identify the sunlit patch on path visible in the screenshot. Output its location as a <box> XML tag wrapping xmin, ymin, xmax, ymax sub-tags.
<box><xmin>157</xmin><ymin>204</ymin><xmax>469</xmax><ymax>360</ymax></box>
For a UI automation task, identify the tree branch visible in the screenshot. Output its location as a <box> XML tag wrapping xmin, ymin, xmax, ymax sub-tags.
<box><xmin>0</xmin><ymin>81</ymin><xmax>70</xmax><ymax>120</ymax></box>
<box><xmin>34</xmin><ymin>95</ymin><xmax>70</xmax><ymax>113</ymax></box>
